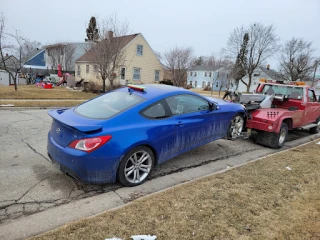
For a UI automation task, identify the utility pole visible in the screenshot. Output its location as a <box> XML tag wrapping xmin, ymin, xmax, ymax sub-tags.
<box><xmin>312</xmin><ymin>58</ymin><xmax>319</xmax><ymax>87</ymax></box>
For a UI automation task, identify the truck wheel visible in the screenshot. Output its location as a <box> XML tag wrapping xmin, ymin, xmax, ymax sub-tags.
<box><xmin>227</xmin><ymin>114</ymin><xmax>244</xmax><ymax>140</ymax></box>
<box><xmin>256</xmin><ymin>122</ymin><xmax>288</xmax><ymax>149</ymax></box>
<box><xmin>309</xmin><ymin>117</ymin><xmax>320</xmax><ymax>134</ymax></box>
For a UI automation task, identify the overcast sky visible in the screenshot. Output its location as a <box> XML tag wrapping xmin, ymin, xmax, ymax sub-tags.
<box><xmin>1</xmin><ymin>0</ymin><xmax>320</xmax><ymax>71</ymax></box>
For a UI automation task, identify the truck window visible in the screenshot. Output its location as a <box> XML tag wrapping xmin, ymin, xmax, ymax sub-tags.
<box><xmin>261</xmin><ymin>84</ymin><xmax>303</xmax><ymax>99</ymax></box>
<box><xmin>308</xmin><ymin>89</ymin><xmax>317</xmax><ymax>102</ymax></box>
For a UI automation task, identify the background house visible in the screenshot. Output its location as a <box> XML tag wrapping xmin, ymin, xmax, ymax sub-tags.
<box><xmin>75</xmin><ymin>33</ymin><xmax>163</xmax><ymax>85</ymax></box>
<box><xmin>45</xmin><ymin>42</ymin><xmax>93</xmax><ymax>73</ymax></box>
<box><xmin>236</xmin><ymin>66</ymin><xmax>285</xmax><ymax>93</ymax></box>
<box><xmin>187</xmin><ymin>65</ymin><xmax>215</xmax><ymax>89</ymax></box>
<box><xmin>187</xmin><ymin>65</ymin><xmax>231</xmax><ymax>90</ymax></box>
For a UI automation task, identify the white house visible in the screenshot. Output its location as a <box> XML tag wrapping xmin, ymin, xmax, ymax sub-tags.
<box><xmin>236</xmin><ymin>66</ymin><xmax>284</xmax><ymax>93</ymax></box>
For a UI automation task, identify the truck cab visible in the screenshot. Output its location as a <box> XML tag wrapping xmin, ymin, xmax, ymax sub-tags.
<box><xmin>238</xmin><ymin>79</ymin><xmax>320</xmax><ymax>148</ymax></box>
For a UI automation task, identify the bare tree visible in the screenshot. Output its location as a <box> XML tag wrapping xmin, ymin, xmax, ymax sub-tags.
<box><xmin>47</xmin><ymin>44</ymin><xmax>62</xmax><ymax>71</ymax></box>
<box><xmin>21</xmin><ymin>39</ymin><xmax>42</xmax><ymax>61</ymax></box>
<box><xmin>228</xmin><ymin>23</ymin><xmax>280</xmax><ymax>92</ymax></box>
<box><xmin>85</xmin><ymin>14</ymin><xmax>129</xmax><ymax>91</ymax></box>
<box><xmin>279</xmin><ymin>38</ymin><xmax>315</xmax><ymax>81</ymax></box>
<box><xmin>0</xmin><ymin>13</ymin><xmax>29</xmax><ymax>90</ymax></box>
<box><xmin>164</xmin><ymin>46</ymin><xmax>193</xmax><ymax>87</ymax></box>
<box><xmin>64</xmin><ymin>44</ymin><xmax>76</xmax><ymax>71</ymax></box>
<box><xmin>204</xmin><ymin>50</ymin><xmax>233</xmax><ymax>95</ymax></box>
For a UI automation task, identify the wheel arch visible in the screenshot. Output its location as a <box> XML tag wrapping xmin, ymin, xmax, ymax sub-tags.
<box><xmin>281</xmin><ymin>118</ymin><xmax>293</xmax><ymax>130</ymax></box>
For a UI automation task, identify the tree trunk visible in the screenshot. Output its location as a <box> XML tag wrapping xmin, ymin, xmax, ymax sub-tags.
<box><xmin>246</xmin><ymin>74</ymin><xmax>252</xmax><ymax>93</ymax></box>
<box><xmin>102</xmin><ymin>78</ymin><xmax>106</xmax><ymax>92</ymax></box>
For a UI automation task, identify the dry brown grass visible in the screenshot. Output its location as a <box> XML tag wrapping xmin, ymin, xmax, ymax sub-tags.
<box><xmin>0</xmin><ymin>100</ymin><xmax>85</xmax><ymax>108</ymax></box>
<box><xmin>0</xmin><ymin>85</ymin><xmax>97</xmax><ymax>99</ymax></box>
<box><xmin>30</xmin><ymin>140</ymin><xmax>320</xmax><ymax>240</ymax></box>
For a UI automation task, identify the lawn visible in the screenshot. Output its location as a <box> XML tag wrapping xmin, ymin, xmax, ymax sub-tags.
<box><xmin>30</xmin><ymin>140</ymin><xmax>320</xmax><ymax>240</ymax></box>
<box><xmin>0</xmin><ymin>85</ymin><xmax>99</xmax><ymax>107</ymax></box>
<box><xmin>0</xmin><ymin>85</ymin><xmax>98</xmax><ymax>100</ymax></box>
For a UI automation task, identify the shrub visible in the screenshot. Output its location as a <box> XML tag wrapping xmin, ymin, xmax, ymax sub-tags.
<box><xmin>83</xmin><ymin>82</ymin><xmax>102</xmax><ymax>93</ymax></box>
<box><xmin>203</xmin><ymin>85</ymin><xmax>212</xmax><ymax>91</ymax></box>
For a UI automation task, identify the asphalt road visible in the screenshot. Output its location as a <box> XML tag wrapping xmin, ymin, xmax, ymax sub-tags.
<box><xmin>0</xmin><ymin>108</ymin><xmax>318</xmax><ymax>225</ymax></box>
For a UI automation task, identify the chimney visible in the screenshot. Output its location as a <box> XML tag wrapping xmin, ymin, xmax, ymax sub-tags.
<box><xmin>267</xmin><ymin>64</ymin><xmax>270</xmax><ymax>70</ymax></box>
<box><xmin>108</xmin><ymin>31</ymin><xmax>113</xmax><ymax>39</ymax></box>
<box><xmin>6</xmin><ymin>53</ymin><xmax>8</xmax><ymax>57</ymax></box>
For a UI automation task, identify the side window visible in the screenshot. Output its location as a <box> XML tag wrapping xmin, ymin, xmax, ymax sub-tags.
<box><xmin>308</xmin><ymin>89</ymin><xmax>316</xmax><ymax>102</ymax></box>
<box><xmin>120</xmin><ymin>67</ymin><xmax>126</xmax><ymax>80</ymax></box>
<box><xmin>136</xmin><ymin>45</ymin><xmax>143</xmax><ymax>56</ymax></box>
<box><xmin>142</xmin><ymin>102</ymin><xmax>167</xmax><ymax>119</ymax></box>
<box><xmin>166</xmin><ymin>94</ymin><xmax>209</xmax><ymax>115</ymax></box>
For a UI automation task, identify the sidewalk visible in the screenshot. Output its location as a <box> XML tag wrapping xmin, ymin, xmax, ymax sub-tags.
<box><xmin>28</xmin><ymin>139</ymin><xmax>320</xmax><ymax>240</ymax></box>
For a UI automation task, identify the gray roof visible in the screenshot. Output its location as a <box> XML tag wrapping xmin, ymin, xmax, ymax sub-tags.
<box><xmin>260</xmin><ymin>66</ymin><xmax>285</xmax><ymax>81</ymax></box>
<box><xmin>189</xmin><ymin>65</ymin><xmax>217</xmax><ymax>71</ymax></box>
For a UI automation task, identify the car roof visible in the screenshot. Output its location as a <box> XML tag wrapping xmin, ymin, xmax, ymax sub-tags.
<box><xmin>118</xmin><ymin>84</ymin><xmax>192</xmax><ymax>99</ymax></box>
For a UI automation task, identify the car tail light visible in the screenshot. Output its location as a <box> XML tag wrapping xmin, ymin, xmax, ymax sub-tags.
<box><xmin>68</xmin><ymin>136</ymin><xmax>112</xmax><ymax>152</ymax></box>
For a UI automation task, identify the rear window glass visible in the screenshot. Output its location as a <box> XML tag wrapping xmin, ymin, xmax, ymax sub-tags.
<box><xmin>74</xmin><ymin>91</ymin><xmax>144</xmax><ymax>119</ymax></box>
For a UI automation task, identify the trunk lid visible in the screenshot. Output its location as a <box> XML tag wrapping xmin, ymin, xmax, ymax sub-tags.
<box><xmin>48</xmin><ymin>108</ymin><xmax>103</xmax><ymax>148</ymax></box>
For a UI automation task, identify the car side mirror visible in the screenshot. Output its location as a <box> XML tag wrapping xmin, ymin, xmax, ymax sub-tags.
<box><xmin>209</xmin><ymin>102</ymin><xmax>219</xmax><ymax>110</ymax></box>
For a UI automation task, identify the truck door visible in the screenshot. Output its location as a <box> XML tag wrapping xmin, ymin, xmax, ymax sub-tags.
<box><xmin>302</xmin><ymin>89</ymin><xmax>320</xmax><ymax>124</ymax></box>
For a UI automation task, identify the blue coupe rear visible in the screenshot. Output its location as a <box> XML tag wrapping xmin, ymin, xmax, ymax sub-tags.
<box><xmin>47</xmin><ymin>84</ymin><xmax>245</xmax><ymax>186</ymax></box>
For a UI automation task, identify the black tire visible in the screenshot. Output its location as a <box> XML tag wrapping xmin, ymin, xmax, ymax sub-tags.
<box><xmin>309</xmin><ymin>117</ymin><xmax>320</xmax><ymax>134</ymax></box>
<box><xmin>227</xmin><ymin>114</ymin><xmax>244</xmax><ymax>140</ymax></box>
<box><xmin>256</xmin><ymin>122</ymin><xmax>288</xmax><ymax>149</ymax></box>
<box><xmin>117</xmin><ymin>146</ymin><xmax>154</xmax><ymax>187</ymax></box>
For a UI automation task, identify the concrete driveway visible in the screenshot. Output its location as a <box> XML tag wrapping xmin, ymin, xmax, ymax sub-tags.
<box><xmin>0</xmin><ymin>109</ymin><xmax>318</xmax><ymax>226</ymax></box>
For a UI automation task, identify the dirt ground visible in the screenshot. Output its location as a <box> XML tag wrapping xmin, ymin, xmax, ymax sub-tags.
<box><xmin>29</xmin><ymin>140</ymin><xmax>320</xmax><ymax>240</ymax></box>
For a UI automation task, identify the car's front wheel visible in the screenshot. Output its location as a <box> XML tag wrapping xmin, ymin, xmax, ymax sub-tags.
<box><xmin>227</xmin><ymin>114</ymin><xmax>244</xmax><ymax>140</ymax></box>
<box><xmin>117</xmin><ymin>146</ymin><xmax>154</xmax><ymax>187</ymax></box>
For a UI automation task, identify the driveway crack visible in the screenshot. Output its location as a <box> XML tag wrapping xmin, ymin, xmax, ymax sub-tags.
<box><xmin>22</xmin><ymin>140</ymin><xmax>50</xmax><ymax>162</ymax></box>
<box><xmin>16</xmin><ymin>176</ymin><xmax>51</xmax><ymax>203</ymax></box>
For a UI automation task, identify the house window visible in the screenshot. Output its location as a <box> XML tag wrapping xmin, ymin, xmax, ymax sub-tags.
<box><xmin>93</xmin><ymin>64</ymin><xmax>99</xmax><ymax>74</ymax></box>
<box><xmin>204</xmin><ymin>72</ymin><xmax>207</xmax><ymax>77</ymax></box>
<box><xmin>86</xmin><ymin>65</ymin><xmax>89</xmax><ymax>74</ymax></box>
<box><xmin>77</xmin><ymin>65</ymin><xmax>81</xmax><ymax>76</ymax></box>
<box><xmin>190</xmin><ymin>72</ymin><xmax>193</xmax><ymax>77</ymax></box>
<box><xmin>216</xmin><ymin>82</ymin><xmax>219</xmax><ymax>88</ymax></box>
<box><xmin>209</xmin><ymin>72</ymin><xmax>212</xmax><ymax>78</ymax></box>
<box><xmin>253</xmin><ymin>73</ymin><xmax>260</xmax><ymax>77</ymax></box>
<box><xmin>121</xmin><ymin>67</ymin><xmax>126</xmax><ymax>80</ymax></box>
<box><xmin>133</xmin><ymin>68</ymin><xmax>141</xmax><ymax>80</ymax></box>
<box><xmin>136</xmin><ymin>45</ymin><xmax>143</xmax><ymax>56</ymax></box>
<box><xmin>155</xmin><ymin>70</ymin><xmax>160</xmax><ymax>81</ymax></box>
<box><xmin>194</xmin><ymin>72</ymin><xmax>197</xmax><ymax>77</ymax></box>
<box><xmin>189</xmin><ymin>81</ymin><xmax>192</xmax><ymax>85</ymax></box>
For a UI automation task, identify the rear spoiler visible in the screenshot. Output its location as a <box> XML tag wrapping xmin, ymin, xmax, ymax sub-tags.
<box><xmin>48</xmin><ymin>109</ymin><xmax>102</xmax><ymax>133</ymax></box>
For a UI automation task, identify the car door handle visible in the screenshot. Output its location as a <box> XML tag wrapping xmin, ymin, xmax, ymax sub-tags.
<box><xmin>176</xmin><ymin>121</ymin><xmax>184</xmax><ymax>127</ymax></box>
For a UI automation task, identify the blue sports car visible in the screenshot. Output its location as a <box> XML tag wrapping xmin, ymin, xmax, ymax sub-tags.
<box><xmin>47</xmin><ymin>84</ymin><xmax>245</xmax><ymax>186</ymax></box>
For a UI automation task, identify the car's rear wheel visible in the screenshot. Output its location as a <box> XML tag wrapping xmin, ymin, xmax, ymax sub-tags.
<box><xmin>227</xmin><ymin>114</ymin><xmax>244</xmax><ymax>140</ymax></box>
<box><xmin>309</xmin><ymin>117</ymin><xmax>320</xmax><ymax>134</ymax></box>
<box><xmin>118</xmin><ymin>146</ymin><xmax>154</xmax><ymax>187</ymax></box>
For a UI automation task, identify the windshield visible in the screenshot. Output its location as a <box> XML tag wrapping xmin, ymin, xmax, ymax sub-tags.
<box><xmin>261</xmin><ymin>84</ymin><xmax>303</xmax><ymax>100</ymax></box>
<box><xmin>74</xmin><ymin>91</ymin><xmax>144</xmax><ymax>119</ymax></box>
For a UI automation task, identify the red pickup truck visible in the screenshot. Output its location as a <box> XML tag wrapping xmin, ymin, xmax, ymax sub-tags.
<box><xmin>238</xmin><ymin>80</ymin><xmax>320</xmax><ymax>148</ymax></box>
